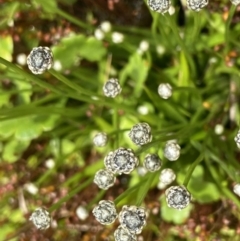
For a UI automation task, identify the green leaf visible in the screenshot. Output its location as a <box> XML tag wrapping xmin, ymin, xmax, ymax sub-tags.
<box><xmin>160</xmin><ymin>196</ymin><xmax>192</xmax><ymax>224</ymax></box>
<box><xmin>187</xmin><ymin>165</ymin><xmax>221</xmax><ymax>203</ymax></box>
<box><xmin>120</xmin><ymin>53</ymin><xmax>149</xmax><ymax>97</ymax></box>
<box><xmin>52</xmin><ymin>35</ymin><xmax>106</xmax><ymax>69</ymax></box>
<box><xmin>2</xmin><ymin>139</ymin><xmax>30</xmax><ymax>163</ymax></box>
<box><xmin>32</xmin><ymin>0</ymin><xmax>57</xmax><ymax>14</ymax></box>
<box><xmin>0</xmin><ymin>35</ymin><xmax>13</xmax><ymax>69</ymax></box>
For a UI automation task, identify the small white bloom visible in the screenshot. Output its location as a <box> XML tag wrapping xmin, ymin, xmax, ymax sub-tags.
<box><xmin>29</xmin><ymin>207</ymin><xmax>51</xmax><ymax>230</ymax></box>
<box><xmin>104</xmin><ymin>148</ymin><xmax>139</xmax><ymax>175</ymax></box>
<box><xmin>159</xmin><ymin>168</ymin><xmax>176</xmax><ymax>185</ymax></box>
<box><xmin>168</xmin><ymin>5</ymin><xmax>175</xmax><ymax>15</ymax></box>
<box><xmin>94</xmin><ymin>169</ymin><xmax>116</xmax><ymax>190</ymax></box>
<box><xmin>129</xmin><ymin>123</ymin><xmax>152</xmax><ymax>146</ymax></box>
<box><xmin>16</xmin><ymin>54</ymin><xmax>27</xmax><ymax>66</ymax></box>
<box><xmin>45</xmin><ymin>158</ymin><xmax>55</xmax><ymax>169</ymax></box>
<box><xmin>27</xmin><ymin>46</ymin><xmax>53</xmax><ymax>74</ymax></box>
<box><xmin>164</xmin><ymin>141</ymin><xmax>181</xmax><ymax>161</ymax></box>
<box><xmin>143</xmin><ymin>154</ymin><xmax>162</xmax><ymax>172</ymax></box>
<box><xmin>53</xmin><ymin>60</ymin><xmax>62</xmax><ymax>71</ymax></box>
<box><xmin>24</xmin><ymin>183</ymin><xmax>39</xmax><ymax>195</ymax></box>
<box><xmin>234</xmin><ymin>130</ymin><xmax>240</xmax><ymax>148</ymax></box>
<box><xmin>186</xmin><ymin>0</ymin><xmax>208</xmax><ymax>11</ymax></box>
<box><xmin>114</xmin><ymin>226</ymin><xmax>137</xmax><ymax>241</ymax></box>
<box><xmin>165</xmin><ymin>186</ymin><xmax>191</xmax><ymax>210</ymax></box>
<box><xmin>137</xmin><ymin>105</ymin><xmax>149</xmax><ymax>115</ymax></box>
<box><xmin>103</xmin><ymin>78</ymin><xmax>122</xmax><ymax>98</ymax></box>
<box><xmin>137</xmin><ymin>166</ymin><xmax>148</xmax><ymax>176</ymax></box>
<box><xmin>94</xmin><ymin>28</ymin><xmax>105</xmax><ymax>40</ymax></box>
<box><xmin>231</xmin><ymin>0</ymin><xmax>240</xmax><ymax>5</ymax></box>
<box><xmin>214</xmin><ymin>124</ymin><xmax>224</xmax><ymax>135</ymax></box>
<box><xmin>92</xmin><ymin>200</ymin><xmax>118</xmax><ymax>225</ymax></box>
<box><xmin>233</xmin><ymin>183</ymin><xmax>240</xmax><ymax>196</ymax></box>
<box><xmin>147</xmin><ymin>0</ymin><xmax>171</xmax><ymax>13</ymax></box>
<box><xmin>101</xmin><ymin>21</ymin><xmax>112</xmax><ymax>33</ymax></box>
<box><xmin>76</xmin><ymin>206</ymin><xmax>89</xmax><ymax>220</ymax></box>
<box><xmin>112</xmin><ymin>32</ymin><xmax>124</xmax><ymax>44</ymax></box>
<box><xmin>158</xmin><ymin>83</ymin><xmax>172</xmax><ymax>99</ymax></box>
<box><xmin>119</xmin><ymin>205</ymin><xmax>147</xmax><ymax>234</ymax></box>
<box><xmin>139</xmin><ymin>40</ymin><xmax>149</xmax><ymax>52</ymax></box>
<box><xmin>156</xmin><ymin>45</ymin><xmax>165</xmax><ymax>55</ymax></box>
<box><xmin>157</xmin><ymin>181</ymin><xmax>167</xmax><ymax>190</ymax></box>
<box><xmin>93</xmin><ymin>132</ymin><xmax>108</xmax><ymax>147</ymax></box>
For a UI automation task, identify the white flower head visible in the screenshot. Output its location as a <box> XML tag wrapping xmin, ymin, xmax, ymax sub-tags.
<box><xmin>29</xmin><ymin>207</ymin><xmax>51</xmax><ymax>230</ymax></box>
<box><xmin>94</xmin><ymin>169</ymin><xmax>116</xmax><ymax>190</ymax></box>
<box><xmin>147</xmin><ymin>0</ymin><xmax>171</xmax><ymax>14</ymax></box>
<box><xmin>143</xmin><ymin>154</ymin><xmax>162</xmax><ymax>172</ymax></box>
<box><xmin>101</xmin><ymin>21</ymin><xmax>112</xmax><ymax>33</ymax></box>
<box><xmin>164</xmin><ymin>141</ymin><xmax>181</xmax><ymax>161</ymax></box>
<box><xmin>104</xmin><ymin>148</ymin><xmax>139</xmax><ymax>175</ymax></box>
<box><xmin>129</xmin><ymin>123</ymin><xmax>152</xmax><ymax>146</ymax></box>
<box><xmin>76</xmin><ymin>206</ymin><xmax>89</xmax><ymax>221</ymax></box>
<box><xmin>159</xmin><ymin>168</ymin><xmax>176</xmax><ymax>185</ymax></box>
<box><xmin>114</xmin><ymin>226</ymin><xmax>137</xmax><ymax>241</ymax></box>
<box><xmin>119</xmin><ymin>205</ymin><xmax>147</xmax><ymax>234</ymax></box>
<box><xmin>186</xmin><ymin>0</ymin><xmax>208</xmax><ymax>11</ymax></box>
<box><xmin>234</xmin><ymin>130</ymin><xmax>240</xmax><ymax>148</ymax></box>
<box><xmin>103</xmin><ymin>78</ymin><xmax>122</xmax><ymax>98</ymax></box>
<box><xmin>158</xmin><ymin>83</ymin><xmax>172</xmax><ymax>99</ymax></box>
<box><xmin>233</xmin><ymin>183</ymin><xmax>240</xmax><ymax>196</ymax></box>
<box><xmin>27</xmin><ymin>46</ymin><xmax>53</xmax><ymax>74</ymax></box>
<box><xmin>92</xmin><ymin>200</ymin><xmax>118</xmax><ymax>225</ymax></box>
<box><xmin>93</xmin><ymin>132</ymin><xmax>108</xmax><ymax>147</ymax></box>
<box><xmin>112</xmin><ymin>32</ymin><xmax>124</xmax><ymax>44</ymax></box>
<box><xmin>94</xmin><ymin>28</ymin><xmax>105</xmax><ymax>40</ymax></box>
<box><xmin>165</xmin><ymin>186</ymin><xmax>191</xmax><ymax>210</ymax></box>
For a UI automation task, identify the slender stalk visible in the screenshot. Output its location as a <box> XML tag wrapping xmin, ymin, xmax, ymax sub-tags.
<box><xmin>183</xmin><ymin>153</ymin><xmax>204</xmax><ymax>187</ymax></box>
<box><xmin>164</xmin><ymin>14</ymin><xmax>196</xmax><ymax>79</ymax></box>
<box><xmin>49</xmin><ymin>177</ymin><xmax>93</xmax><ymax>212</ymax></box>
<box><xmin>225</xmin><ymin>5</ymin><xmax>236</xmax><ymax>54</ymax></box>
<box><xmin>56</xmin><ymin>9</ymin><xmax>91</xmax><ymax>29</ymax></box>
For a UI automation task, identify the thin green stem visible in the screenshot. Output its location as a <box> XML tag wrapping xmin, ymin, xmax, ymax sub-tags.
<box><xmin>225</xmin><ymin>5</ymin><xmax>236</xmax><ymax>54</ymax></box>
<box><xmin>49</xmin><ymin>177</ymin><xmax>93</xmax><ymax>212</ymax></box>
<box><xmin>136</xmin><ymin>173</ymin><xmax>157</xmax><ymax>206</ymax></box>
<box><xmin>183</xmin><ymin>153</ymin><xmax>204</xmax><ymax>187</ymax></box>
<box><xmin>56</xmin><ymin>9</ymin><xmax>91</xmax><ymax>29</ymax></box>
<box><xmin>164</xmin><ymin>14</ymin><xmax>196</xmax><ymax>79</ymax></box>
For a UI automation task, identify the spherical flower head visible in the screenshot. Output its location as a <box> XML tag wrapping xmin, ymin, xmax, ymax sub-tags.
<box><xmin>159</xmin><ymin>168</ymin><xmax>176</xmax><ymax>185</ymax></box>
<box><xmin>231</xmin><ymin>0</ymin><xmax>240</xmax><ymax>5</ymax></box>
<box><xmin>158</xmin><ymin>83</ymin><xmax>172</xmax><ymax>99</ymax></box>
<box><xmin>119</xmin><ymin>205</ymin><xmax>146</xmax><ymax>234</ymax></box>
<box><xmin>114</xmin><ymin>226</ymin><xmax>137</xmax><ymax>241</ymax></box>
<box><xmin>29</xmin><ymin>207</ymin><xmax>51</xmax><ymax>230</ymax></box>
<box><xmin>93</xmin><ymin>132</ymin><xmax>108</xmax><ymax>147</ymax></box>
<box><xmin>186</xmin><ymin>0</ymin><xmax>208</xmax><ymax>11</ymax></box>
<box><xmin>27</xmin><ymin>46</ymin><xmax>53</xmax><ymax>74</ymax></box>
<box><xmin>103</xmin><ymin>78</ymin><xmax>122</xmax><ymax>98</ymax></box>
<box><xmin>143</xmin><ymin>154</ymin><xmax>162</xmax><ymax>172</ymax></box>
<box><xmin>233</xmin><ymin>183</ymin><xmax>240</xmax><ymax>196</ymax></box>
<box><xmin>147</xmin><ymin>0</ymin><xmax>170</xmax><ymax>13</ymax></box>
<box><xmin>129</xmin><ymin>123</ymin><xmax>152</xmax><ymax>146</ymax></box>
<box><xmin>234</xmin><ymin>130</ymin><xmax>240</xmax><ymax>148</ymax></box>
<box><xmin>104</xmin><ymin>148</ymin><xmax>139</xmax><ymax>175</ymax></box>
<box><xmin>164</xmin><ymin>141</ymin><xmax>181</xmax><ymax>161</ymax></box>
<box><xmin>94</xmin><ymin>169</ymin><xmax>116</xmax><ymax>190</ymax></box>
<box><xmin>165</xmin><ymin>186</ymin><xmax>191</xmax><ymax>210</ymax></box>
<box><xmin>92</xmin><ymin>200</ymin><xmax>118</xmax><ymax>225</ymax></box>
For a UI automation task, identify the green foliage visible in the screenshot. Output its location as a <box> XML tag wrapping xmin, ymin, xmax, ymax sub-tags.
<box><xmin>1</xmin><ymin>0</ymin><xmax>240</xmax><ymax>240</ymax></box>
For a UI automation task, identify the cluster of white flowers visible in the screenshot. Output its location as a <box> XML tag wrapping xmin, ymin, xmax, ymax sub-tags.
<box><xmin>147</xmin><ymin>0</ymin><xmax>209</xmax><ymax>13</ymax></box>
<box><xmin>92</xmin><ymin>201</ymin><xmax>147</xmax><ymax>241</ymax></box>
